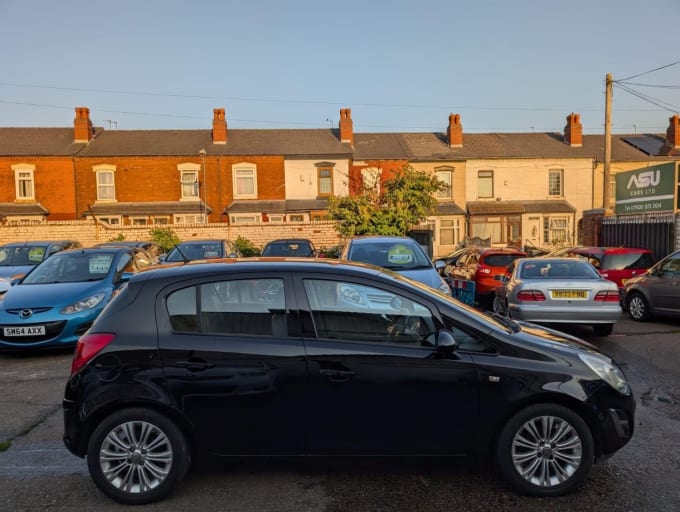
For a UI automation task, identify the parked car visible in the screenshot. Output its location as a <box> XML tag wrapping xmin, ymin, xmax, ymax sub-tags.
<box><xmin>564</xmin><ymin>246</ymin><xmax>654</xmax><ymax>289</ymax></box>
<box><xmin>448</xmin><ymin>246</ymin><xmax>527</xmax><ymax>308</ymax></box>
<box><xmin>339</xmin><ymin>236</ymin><xmax>450</xmax><ymax>294</ymax></box>
<box><xmin>261</xmin><ymin>238</ymin><xmax>317</xmax><ymax>257</ymax></box>
<box><xmin>63</xmin><ymin>259</ymin><xmax>634</xmax><ymax>504</ymax></box>
<box><xmin>433</xmin><ymin>247</ymin><xmax>469</xmax><ymax>276</ymax></box>
<box><xmin>161</xmin><ymin>239</ymin><xmax>239</xmax><ymax>263</ymax></box>
<box><xmin>0</xmin><ymin>247</ymin><xmax>153</xmax><ymax>350</ymax></box>
<box><xmin>494</xmin><ymin>257</ymin><xmax>621</xmax><ymax>336</ymax></box>
<box><xmin>0</xmin><ymin>240</ymin><xmax>82</xmax><ymax>295</ymax></box>
<box><xmin>94</xmin><ymin>241</ymin><xmax>165</xmax><ymax>264</ymax></box>
<box><xmin>622</xmin><ymin>249</ymin><xmax>680</xmax><ymax>321</ymax></box>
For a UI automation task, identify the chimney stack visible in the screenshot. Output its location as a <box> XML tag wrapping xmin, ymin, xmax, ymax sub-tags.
<box><xmin>447</xmin><ymin>113</ymin><xmax>463</xmax><ymax>147</ymax></box>
<box><xmin>212</xmin><ymin>108</ymin><xmax>227</xmax><ymax>144</ymax></box>
<box><xmin>339</xmin><ymin>108</ymin><xmax>354</xmax><ymax>147</ymax></box>
<box><xmin>564</xmin><ymin>112</ymin><xmax>583</xmax><ymax>147</ymax></box>
<box><xmin>73</xmin><ymin>107</ymin><xmax>93</xmax><ymax>143</ymax></box>
<box><xmin>666</xmin><ymin>114</ymin><xmax>680</xmax><ymax>149</ymax></box>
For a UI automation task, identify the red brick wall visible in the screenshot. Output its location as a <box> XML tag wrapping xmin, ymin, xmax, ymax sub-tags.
<box><xmin>350</xmin><ymin>160</ymin><xmax>408</xmax><ymax>194</ymax></box>
<box><xmin>0</xmin><ymin>157</ymin><xmax>77</xmax><ymax>220</ymax></box>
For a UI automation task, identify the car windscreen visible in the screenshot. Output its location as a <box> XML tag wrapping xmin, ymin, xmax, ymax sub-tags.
<box><xmin>0</xmin><ymin>246</ymin><xmax>46</xmax><ymax>266</ymax></box>
<box><xmin>602</xmin><ymin>252</ymin><xmax>654</xmax><ymax>270</ymax></box>
<box><xmin>348</xmin><ymin>242</ymin><xmax>432</xmax><ymax>270</ymax></box>
<box><xmin>166</xmin><ymin>243</ymin><xmax>224</xmax><ymax>262</ymax></box>
<box><xmin>22</xmin><ymin>253</ymin><xmax>114</xmax><ymax>284</ymax></box>
<box><xmin>483</xmin><ymin>254</ymin><xmax>523</xmax><ymax>267</ymax></box>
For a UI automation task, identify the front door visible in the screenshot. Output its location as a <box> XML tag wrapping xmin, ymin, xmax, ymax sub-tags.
<box><xmin>296</xmin><ymin>275</ymin><xmax>479</xmax><ymax>455</ymax></box>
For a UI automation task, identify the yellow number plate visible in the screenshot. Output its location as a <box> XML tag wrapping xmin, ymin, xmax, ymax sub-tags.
<box><xmin>551</xmin><ymin>290</ymin><xmax>587</xmax><ymax>299</ymax></box>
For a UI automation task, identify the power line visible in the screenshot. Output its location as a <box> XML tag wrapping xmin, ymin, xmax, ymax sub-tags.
<box><xmin>615</xmin><ymin>61</ymin><xmax>680</xmax><ymax>82</ymax></box>
<box><xmin>614</xmin><ymin>83</ymin><xmax>680</xmax><ymax>113</ymax></box>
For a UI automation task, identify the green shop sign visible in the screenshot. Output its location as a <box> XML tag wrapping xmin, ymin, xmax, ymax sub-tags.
<box><xmin>614</xmin><ymin>162</ymin><xmax>677</xmax><ymax>214</ymax></box>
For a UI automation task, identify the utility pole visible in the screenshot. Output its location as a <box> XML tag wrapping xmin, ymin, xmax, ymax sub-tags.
<box><xmin>603</xmin><ymin>73</ymin><xmax>613</xmax><ymax>211</ymax></box>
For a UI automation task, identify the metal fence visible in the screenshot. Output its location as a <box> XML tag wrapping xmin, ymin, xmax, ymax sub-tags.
<box><xmin>601</xmin><ymin>213</ymin><xmax>677</xmax><ymax>262</ymax></box>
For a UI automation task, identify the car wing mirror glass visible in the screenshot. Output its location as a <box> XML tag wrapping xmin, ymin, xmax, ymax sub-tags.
<box><xmin>435</xmin><ymin>260</ymin><xmax>445</xmax><ymax>271</ymax></box>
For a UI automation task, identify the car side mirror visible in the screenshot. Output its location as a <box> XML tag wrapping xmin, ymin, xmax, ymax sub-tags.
<box><xmin>436</xmin><ymin>330</ymin><xmax>458</xmax><ymax>353</ymax></box>
<box><xmin>435</xmin><ymin>260</ymin><xmax>445</xmax><ymax>271</ymax></box>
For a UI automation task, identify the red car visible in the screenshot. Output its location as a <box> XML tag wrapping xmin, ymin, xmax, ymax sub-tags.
<box><xmin>448</xmin><ymin>246</ymin><xmax>527</xmax><ymax>308</ymax></box>
<box><xmin>565</xmin><ymin>247</ymin><xmax>654</xmax><ymax>288</ymax></box>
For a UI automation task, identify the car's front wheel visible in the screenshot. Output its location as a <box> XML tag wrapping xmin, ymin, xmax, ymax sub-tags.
<box><xmin>496</xmin><ymin>404</ymin><xmax>594</xmax><ymax>496</ymax></box>
<box><xmin>87</xmin><ymin>408</ymin><xmax>190</xmax><ymax>505</ymax></box>
<box><xmin>627</xmin><ymin>293</ymin><xmax>651</xmax><ymax>321</ymax></box>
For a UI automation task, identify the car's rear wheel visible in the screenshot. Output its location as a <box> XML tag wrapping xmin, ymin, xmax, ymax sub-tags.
<box><xmin>492</xmin><ymin>295</ymin><xmax>506</xmax><ymax>315</ymax></box>
<box><xmin>627</xmin><ymin>293</ymin><xmax>651</xmax><ymax>321</ymax></box>
<box><xmin>592</xmin><ymin>324</ymin><xmax>613</xmax><ymax>336</ymax></box>
<box><xmin>87</xmin><ymin>408</ymin><xmax>190</xmax><ymax>505</ymax></box>
<box><xmin>496</xmin><ymin>404</ymin><xmax>594</xmax><ymax>497</ymax></box>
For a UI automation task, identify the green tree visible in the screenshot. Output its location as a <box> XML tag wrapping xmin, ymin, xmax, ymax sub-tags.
<box><xmin>233</xmin><ymin>235</ymin><xmax>261</xmax><ymax>256</ymax></box>
<box><xmin>328</xmin><ymin>165</ymin><xmax>444</xmax><ymax>237</ymax></box>
<box><xmin>149</xmin><ymin>226</ymin><xmax>181</xmax><ymax>252</ymax></box>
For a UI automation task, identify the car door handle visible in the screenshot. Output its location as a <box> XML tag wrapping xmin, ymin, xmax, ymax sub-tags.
<box><xmin>319</xmin><ymin>369</ymin><xmax>356</xmax><ymax>382</ymax></box>
<box><xmin>176</xmin><ymin>361</ymin><xmax>215</xmax><ymax>372</ymax></box>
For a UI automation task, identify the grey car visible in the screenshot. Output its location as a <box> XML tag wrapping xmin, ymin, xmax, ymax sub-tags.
<box><xmin>494</xmin><ymin>257</ymin><xmax>622</xmax><ymax>336</ymax></box>
<box><xmin>622</xmin><ymin>249</ymin><xmax>680</xmax><ymax>321</ymax></box>
<box><xmin>339</xmin><ymin>236</ymin><xmax>451</xmax><ymax>295</ymax></box>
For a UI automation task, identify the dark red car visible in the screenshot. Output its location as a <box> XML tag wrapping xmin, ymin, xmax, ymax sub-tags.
<box><xmin>565</xmin><ymin>247</ymin><xmax>654</xmax><ymax>288</ymax></box>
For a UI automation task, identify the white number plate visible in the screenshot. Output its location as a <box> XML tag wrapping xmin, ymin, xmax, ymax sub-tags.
<box><xmin>3</xmin><ymin>325</ymin><xmax>46</xmax><ymax>337</ymax></box>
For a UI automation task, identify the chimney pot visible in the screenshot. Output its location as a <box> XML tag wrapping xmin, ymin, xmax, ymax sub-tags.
<box><xmin>212</xmin><ymin>108</ymin><xmax>227</xmax><ymax>144</ymax></box>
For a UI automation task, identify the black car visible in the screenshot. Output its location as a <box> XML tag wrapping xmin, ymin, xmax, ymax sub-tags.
<box><xmin>63</xmin><ymin>260</ymin><xmax>634</xmax><ymax>505</ymax></box>
<box><xmin>261</xmin><ymin>238</ymin><xmax>317</xmax><ymax>257</ymax></box>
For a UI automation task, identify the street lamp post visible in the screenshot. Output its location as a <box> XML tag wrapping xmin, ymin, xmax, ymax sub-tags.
<box><xmin>199</xmin><ymin>148</ymin><xmax>207</xmax><ymax>222</ymax></box>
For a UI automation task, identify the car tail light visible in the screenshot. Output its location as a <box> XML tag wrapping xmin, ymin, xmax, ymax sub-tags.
<box><xmin>517</xmin><ymin>290</ymin><xmax>546</xmax><ymax>301</ymax></box>
<box><xmin>595</xmin><ymin>290</ymin><xmax>619</xmax><ymax>302</ymax></box>
<box><xmin>71</xmin><ymin>333</ymin><xmax>116</xmax><ymax>375</ymax></box>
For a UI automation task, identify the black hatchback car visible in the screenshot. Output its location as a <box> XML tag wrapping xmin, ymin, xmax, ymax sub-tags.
<box><xmin>63</xmin><ymin>259</ymin><xmax>635</xmax><ymax>504</ymax></box>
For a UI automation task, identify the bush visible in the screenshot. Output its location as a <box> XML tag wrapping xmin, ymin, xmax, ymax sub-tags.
<box><xmin>150</xmin><ymin>227</ymin><xmax>181</xmax><ymax>252</ymax></box>
<box><xmin>234</xmin><ymin>236</ymin><xmax>261</xmax><ymax>257</ymax></box>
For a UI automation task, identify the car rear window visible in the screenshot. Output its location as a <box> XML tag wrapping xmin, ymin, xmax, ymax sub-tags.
<box><xmin>483</xmin><ymin>254</ymin><xmax>523</xmax><ymax>267</ymax></box>
<box><xmin>601</xmin><ymin>252</ymin><xmax>654</xmax><ymax>270</ymax></box>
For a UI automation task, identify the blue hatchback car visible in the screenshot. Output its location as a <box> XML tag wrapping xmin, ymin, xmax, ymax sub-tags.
<box><xmin>0</xmin><ymin>247</ymin><xmax>153</xmax><ymax>350</ymax></box>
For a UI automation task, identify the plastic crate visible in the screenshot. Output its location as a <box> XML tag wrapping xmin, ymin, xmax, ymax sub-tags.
<box><xmin>445</xmin><ymin>278</ymin><xmax>476</xmax><ymax>306</ymax></box>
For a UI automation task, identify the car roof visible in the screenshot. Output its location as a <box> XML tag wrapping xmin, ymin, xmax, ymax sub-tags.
<box><xmin>265</xmin><ymin>238</ymin><xmax>313</xmax><ymax>244</ymax></box>
<box><xmin>176</xmin><ymin>239</ymin><xmax>227</xmax><ymax>245</ymax></box>
<box><xmin>0</xmin><ymin>240</ymin><xmax>77</xmax><ymax>248</ymax></box>
<box><xmin>348</xmin><ymin>236</ymin><xmax>418</xmax><ymax>245</ymax></box>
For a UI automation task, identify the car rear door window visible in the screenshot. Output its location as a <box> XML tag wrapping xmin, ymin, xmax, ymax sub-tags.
<box><xmin>166</xmin><ymin>278</ymin><xmax>287</xmax><ymax>337</ymax></box>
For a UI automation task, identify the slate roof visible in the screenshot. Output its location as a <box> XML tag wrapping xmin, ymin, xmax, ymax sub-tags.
<box><xmin>467</xmin><ymin>200</ymin><xmax>576</xmax><ymax>215</ymax></box>
<box><xmin>0</xmin><ymin>128</ymin><xmax>97</xmax><ymax>156</ymax></box>
<box><xmin>85</xmin><ymin>201</ymin><xmax>210</xmax><ymax>216</ymax></box>
<box><xmin>0</xmin><ymin>202</ymin><xmax>49</xmax><ymax>216</ymax></box>
<box><xmin>436</xmin><ymin>202</ymin><xmax>466</xmax><ymax>215</ymax></box>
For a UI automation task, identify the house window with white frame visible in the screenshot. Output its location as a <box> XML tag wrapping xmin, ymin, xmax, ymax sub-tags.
<box><xmin>14</xmin><ymin>167</ymin><xmax>35</xmax><ymax>200</ymax></box>
<box><xmin>94</xmin><ymin>166</ymin><xmax>116</xmax><ymax>201</ymax></box>
<box><xmin>178</xmin><ymin>164</ymin><xmax>201</xmax><ymax>200</ymax></box>
<box><xmin>478</xmin><ymin>170</ymin><xmax>494</xmax><ymax>198</ymax></box>
<box><xmin>439</xmin><ymin>218</ymin><xmax>461</xmax><ymax>246</ymax></box>
<box><xmin>288</xmin><ymin>214</ymin><xmax>305</xmax><ymax>222</ymax></box>
<box><xmin>435</xmin><ymin>168</ymin><xmax>453</xmax><ymax>199</ymax></box>
<box><xmin>99</xmin><ymin>217</ymin><xmax>121</xmax><ymax>225</ymax></box>
<box><xmin>548</xmin><ymin>169</ymin><xmax>564</xmax><ymax>197</ymax></box>
<box><xmin>174</xmin><ymin>214</ymin><xmax>205</xmax><ymax>224</ymax></box>
<box><xmin>317</xmin><ymin>167</ymin><xmax>333</xmax><ymax>196</ymax></box>
<box><xmin>233</xmin><ymin>164</ymin><xmax>257</xmax><ymax>199</ymax></box>
<box><xmin>231</xmin><ymin>215</ymin><xmax>259</xmax><ymax>225</ymax></box>
<box><xmin>543</xmin><ymin>216</ymin><xmax>570</xmax><ymax>244</ymax></box>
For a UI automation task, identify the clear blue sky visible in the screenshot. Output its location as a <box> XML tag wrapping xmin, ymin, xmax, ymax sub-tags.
<box><xmin>1</xmin><ymin>0</ymin><xmax>678</xmax><ymax>134</ymax></box>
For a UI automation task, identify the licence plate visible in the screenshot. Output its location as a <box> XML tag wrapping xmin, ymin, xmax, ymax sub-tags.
<box><xmin>3</xmin><ymin>325</ymin><xmax>46</xmax><ymax>337</ymax></box>
<box><xmin>551</xmin><ymin>290</ymin><xmax>587</xmax><ymax>299</ymax></box>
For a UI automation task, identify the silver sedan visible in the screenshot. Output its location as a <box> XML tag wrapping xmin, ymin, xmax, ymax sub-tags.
<box><xmin>493</xmin><ymin>257</ymin><xmax>622</xmax><ymax>336</ymax></box>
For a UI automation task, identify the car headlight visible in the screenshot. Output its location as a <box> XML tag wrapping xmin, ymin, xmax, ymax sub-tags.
<box><xmin>61</xmin><ymin>293</ymin><xmax>106</xmax><ymax>314</ymax></box>
<box><xmin>579</xmin><ymin>353</ymin><xmax>632</xmax><ymax>396</ymax></box>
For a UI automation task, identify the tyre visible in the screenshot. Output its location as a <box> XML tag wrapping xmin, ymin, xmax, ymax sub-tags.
<box><xmin>86</xmin><ymin>408</ymin><xmax>190</xmax><ymax>505</ymax></box>
<box><xmin>592</xmin><ymin>324</ymin><xmax>613</xmax><ymax>336</ymax></box>
<box><xmin>627</xmin><ymin>293</ymin><xmax>651</xmax><ymax>322</ymax></box>
<box><xmin>496</xmin><ymin>404</ymin><xmax>594</xmax><ymax>497</ymax></box>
